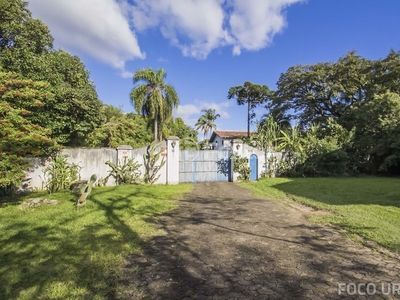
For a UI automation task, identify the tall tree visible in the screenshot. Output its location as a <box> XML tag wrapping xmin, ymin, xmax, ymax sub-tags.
<box><xmin>0</xmin><ymin>0</ymin><xmax>53</xmax><ymax>74</ymax></box>
<box><xmin>0</xmin><ymin>71</ymin><xmax>57</xmax><ymax>193</ymax></box>
<box><xmin>0</xmin><ymin>1</ymin><xmax>103</xmax><ymax>146</ymax></box>
<box><xmin>228</xmin><ymin>81</ymin><xmax>271</xmax><ymax>137</ymax></box>
<box><xmin>130</xmin><ymin>68</ymin><xmax>179</xmax><ymax>142</ymax></box>
<box><xmin>349</xmin><ymin>91</ymin><xmax>400</xmax><ymax>174</ymax></box>
<box><xmin>270</xmin><ymin>51</ymin><xmax>400</xmax><ymax>129</ymax></box>
<box><xmin>195</xmin><ymin>109</ymin><xmax>220</xmax><ymax>140</ymax></box>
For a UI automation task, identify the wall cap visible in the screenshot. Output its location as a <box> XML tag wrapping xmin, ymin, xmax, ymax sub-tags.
<box><xmin>116</xmin><ymin>145</ymin><xmax>133</xmax><ymax>150</ymax></box>
<box><xmin>167</xmin><ymin>136</ymin><xmax>180</xmax><ymax>140</ymax></box>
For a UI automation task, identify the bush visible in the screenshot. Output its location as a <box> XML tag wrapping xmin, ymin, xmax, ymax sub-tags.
<box><xmin>43</xmin><ymin>154</ymin><xmax>81</xmax><ymax>193</ymax></box>
<box><xmin>231</xmin><ymin>153</ymin><xmax>251</xmax><ymax>181</ymax></box>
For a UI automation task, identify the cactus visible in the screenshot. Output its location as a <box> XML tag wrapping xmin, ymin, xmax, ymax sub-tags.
<box><xmin>76</xmin><ymin>174</ymin><xmax>97</xmax><ymax>207</ymax></box>
<box><xmin>143</xmin><ymin>141</ymin><xmax>166</xmax><ymax>185</ymax></box>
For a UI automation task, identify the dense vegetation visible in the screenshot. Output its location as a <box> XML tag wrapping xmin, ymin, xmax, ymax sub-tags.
<box><xmin>253</xmin><ymin>51</ymin><xmax>400</xmax><ymax>176</ymax></box>
<box><xmin>0</xmin><ymin>0</ymin><xmax>197</xmax><ymax>193</ymax></box>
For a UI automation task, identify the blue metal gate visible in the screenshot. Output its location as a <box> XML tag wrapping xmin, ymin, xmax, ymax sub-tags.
<box><xmin>179</xmin><ymin>150</ymin><xmax>231</xmax><ymax>183</ymax></box>
<box><xmin>250</xmin><ymin>154</ymin><xmax>258</xmax><ymax>181</ymax></box>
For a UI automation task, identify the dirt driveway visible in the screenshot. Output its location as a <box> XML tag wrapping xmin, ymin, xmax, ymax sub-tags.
<box><xmin>119</xmin><ymin>182</ymin><xmax>400</xmax><ymax>299</ymax></box>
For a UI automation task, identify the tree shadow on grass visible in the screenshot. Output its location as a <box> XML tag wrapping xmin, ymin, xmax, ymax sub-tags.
<box><xmin>269</xmin><ymin>177</ymin><xmax>400</xmax><ymax>207</ymax></box>
<box><xmin>0</xmin><ymin>185</ymin><xmax>181</xmax><ymax>299</ymax></box>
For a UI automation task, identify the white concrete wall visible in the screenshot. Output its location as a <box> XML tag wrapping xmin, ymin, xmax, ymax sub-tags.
<box><xmin>25</xmin><ymin>148</ymin><xmax>117</xmax><ymax>190</ymax></box>
<box><xmin>231</xmin><ymin>140</ymin><xmax>283</xmax><ymax>181</ymax></box>
<box><xmin>23</xmin><ymin>143</ymin><xmax>168</xmax><ymax>191</ymax></box>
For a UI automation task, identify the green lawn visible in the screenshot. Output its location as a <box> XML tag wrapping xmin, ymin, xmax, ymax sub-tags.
<box><xmin>0</xmin><ymin>184</ymin><xmax>192</xmax><ymax>300</ymax></box>
<box><xmin>242</xmin><ymin>177</ymin><xmax>400</xmax><ymax>253</ymax></box>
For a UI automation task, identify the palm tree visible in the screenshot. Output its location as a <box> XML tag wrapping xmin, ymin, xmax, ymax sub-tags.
<box><xmin>130</xmin><ymin>68</ymin><xmax>179</xmax><ymax>142</ymax></box>
<box><xmin>195</xmin><ymin>109</ymin><xmax>220</xmax><ymax>140</ymax></box>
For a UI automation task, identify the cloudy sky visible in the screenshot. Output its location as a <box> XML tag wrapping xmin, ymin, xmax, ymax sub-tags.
<box><xmin>28</xmin><ymin>0</ymin><xmax>400</xmax><ymax>131</ymax></box>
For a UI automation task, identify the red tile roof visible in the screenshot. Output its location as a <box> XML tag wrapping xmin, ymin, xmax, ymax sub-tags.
<box><xmin>210</xmin><ymin>130</ymin><xmax>255</xmax><ymax>141</ymax></box>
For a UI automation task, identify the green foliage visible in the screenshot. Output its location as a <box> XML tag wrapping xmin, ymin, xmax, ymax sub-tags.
<box><xmin>256</xmin><ymin>115</ymin><xmax>280</xmax><ymax>151</ymax></box>
<box><xmin>0</xmin><ymin>2</ymin><xmax>103</xmax><ymax>146</ymax></box>
<box><xmin>130</xmin><ymin>68</ymin><xmax>179</xmax><ymax>142</ymax></box>
<box><xmin>143</xmin><ymin>141</ymin><xmax>166</xmax><ymax>185</ymax></box>
<box><xmin>276</xmin><ymin>119</ymin><xmax>353</xmax><ymax>177</ymax></box>
<box><xmin>167</xmin><ymin>117</ymin><xmax>198</xmax><ymax>149</ymax></box>
<box><xmin>231</xmin><ymin>153</ymin><xmax>251</xmax><ymax>181</ymax></box>
<box><xmin>86</xmin><ymin>109</ymin><xmax>153</xmax><ymax>149</ymax></box>
<box><xmin>0</xmin><ymin>0</ymin><xmax>53</xmax><ymax>74</ymax></box>
<box><xmin>198</xmin><ymin>139</ymin><xmax>210</xmax><ymax>150</ymax></box>
<box><xmin>38</xmin><ymin>50</ymin><xmax>103</xmax><ymax>146</ymax></box>
<box><xmin>277</xmin><ymin>126</ymin><xmax>306</xmax><ymax>168</ymax></box>
<box><xmin>264</xmin><ymin>51</ymin><xmax>400</xmax><ymax>175</ymax></box>
<box><xmin>104</xmin><ymin>158</ymin><xmax>142</xmax><ymax>185</ymax></box>
<box><xmin>43</xmin><ymin>154</ymin><xmax>81</xmax><ymax>193</ymax></box>
<box><xmin>261</xmin><ymin>154</ymin><xmax>278</xmax><ymax>178</ymax></box>
<box><xmin>348</xmin><ymin>91</ymin><xmax>400</xmax><ymax>174</ymax></box>
<box><xmin>228</xmin><ymin>81</ymin><xmax>271</xmax><ymax>137</ymax></box>
<box><xmin>271</xmin><ymin>51</ymin><xmax>372</xmax><ymax>128</ymax></box>
<box><xmin>195</xmin><ymin>109</ymin><xmax>220</xmax><ymax>140</ymax></box>
<box><xmin>0</xmin><ymin>71</ymin><xmax>57</xmax><ymax>194</ymax></box>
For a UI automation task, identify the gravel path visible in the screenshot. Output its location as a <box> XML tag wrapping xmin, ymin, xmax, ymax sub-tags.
<box><xmin>119</xmin><ymin>182</ymin><xmax>400</xmax><ymax>299</ymax></box>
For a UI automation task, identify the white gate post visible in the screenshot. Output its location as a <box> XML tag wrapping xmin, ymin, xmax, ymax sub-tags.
<box><xmin>116</xmin><ymin>145</ymin><xmax>133</xmax><ymax>164</ymax></box>
<box><xmin>230</xmin><ymin>139</ymin><xmax>242</xmax><ymax>182</ymax></box>
<box><xmin>167</xmin><ymin>136</ymin><xmax>180</xmax><ymax>184</ymax></box>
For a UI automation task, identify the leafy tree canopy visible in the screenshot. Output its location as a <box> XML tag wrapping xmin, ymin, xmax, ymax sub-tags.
<box><xmin>0</xmin><ymin>0</ymin><xmax>103</xmax><ymax>146</ymax></box>
<box><xmin>167</xmin><ymin>117</ymin><xmax>198</xmax><ymax>149</ymax></box>
<box><xmin>86</xmin><ymin>105</ymin><xmax>153</xmax><ymax>149</ymax></box>
<box><xmin>195</xmin><ymin>109</ymin><xmax>220</xmax><ymax>140</ymax></box>
<box><xmin>271</xmin><ymin>50</ymin><xmax>400</xmax><ymax>129</ymax></box>
<box><xmin>228</xmin><ymin>81</ymin><xmax>271</xmax><ymax>137</ymax></box>
<box><xmin>0</xmin><ymin>71</ymin><xmax>57</xmax><ymax>192</ymax></box>
<box><xmin>130</xmin><ymin>68</ymin><xmax>179</xmax><ymax>142</ymax></box>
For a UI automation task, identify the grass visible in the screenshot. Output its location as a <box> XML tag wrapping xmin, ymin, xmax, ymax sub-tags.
<box><xmin>242</xmin><ymin>177</ymin><xmax>400</xmax><ymax>254</ymax></box>
<box><xmin>0</xmin><ymin>184</ymin><xmax>192</xmax><ymax>300</ymax></box>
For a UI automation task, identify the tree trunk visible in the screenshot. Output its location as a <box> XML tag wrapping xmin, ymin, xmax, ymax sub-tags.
<box><xmin>154</xmin><ymin>117</ymin><xmax>158</xmax><ymax>142</ymax></box>
<box><xmin>247</xmin><ymin>100</ymin><xmax>251</xmax><ymax>138</ymax></box>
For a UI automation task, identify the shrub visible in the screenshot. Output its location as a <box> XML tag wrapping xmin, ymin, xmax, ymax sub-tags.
<box><xmin>43</xmin><ymin>154</ymin><xmax>81</xmax><ymax>193</ymax></box>
<box><xmin>231</xmin><ymin>153</ymin><xmax>251</xmax><ymax>181</ymax></box>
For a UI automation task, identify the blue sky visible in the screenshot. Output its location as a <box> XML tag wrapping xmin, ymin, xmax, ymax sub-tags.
<box><xmin>28</xmin><ymin>0</ymin><xmax>400</xmax><ymax>132</ymax></box>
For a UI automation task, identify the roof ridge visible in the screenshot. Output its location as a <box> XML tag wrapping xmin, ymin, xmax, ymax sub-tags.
<box><xmin>214</xmin><ymin>130</ymin><xmax>254</xmax><ymax>132</ymax></box>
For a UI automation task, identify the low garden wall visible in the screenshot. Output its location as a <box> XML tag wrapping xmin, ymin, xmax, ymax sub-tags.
<box><xmin>24</xmin><ymin>143</ymin><xmax>167</xmax><ymax>191</ymax></box>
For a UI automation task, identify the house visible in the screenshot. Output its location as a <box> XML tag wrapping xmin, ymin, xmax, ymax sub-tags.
<box><xmin>209</xmin><ymin>130</ymin><xmax>255</xmax><ymax>150</ymax></box>
<box><xmin>207</xmin><ymin>130</ymin><xmax>283</xmax><ymax>180</ymax></box>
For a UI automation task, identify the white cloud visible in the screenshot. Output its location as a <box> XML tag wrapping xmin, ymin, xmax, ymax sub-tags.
<box><xmin>157</xmin><ymin>57</ymin><xmax>169</xmax><ymax>63</ymax></box>
<box><xmin>229</xmin><ymin>0</ymin><xmax>303</xmax><ymax>55</ymax></box>
<box><xmin>131</xmin><ymin>0</ymin><xmax>304</xmax><ymax>59</ymax></box>
<box><xmin>131</xmin><ymin>0</ymin><xmax>230</xmax><ymax>59</ymax></box>
<box><xmin>28</xmin><ymin>0</ymin><xmax>145</xmax><ymax>76</ymax></box>
<box><xmin>195</xmin><ymin>100</ymin><xmax>231</xmax><ymax>119</ymax></box>
<box><xmin>28</xmin><ymin>0</ymin><xmax>304</xmax><ymax>68</ymax></box>
<box><xmin>174</xmin><ymin>104</ymin><xmax>200</xmax><ymax>126</ymax></box>
<box><xmin>174</xmin><ymin>100</ymin><xmax>231</xmax><ymax>127</ymax></box>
